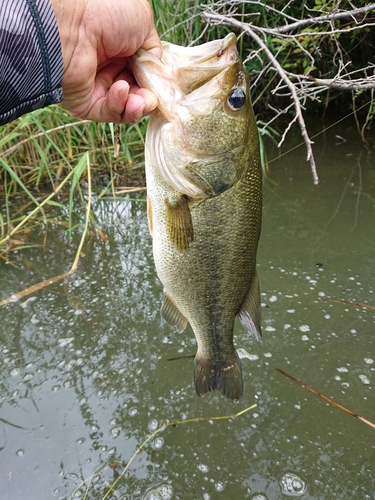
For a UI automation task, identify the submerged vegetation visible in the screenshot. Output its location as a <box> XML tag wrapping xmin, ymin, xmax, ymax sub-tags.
<box><xmin>1</xmin><ymin>0</ymin><xmax>375</xmax><ymax>256</ymax></box>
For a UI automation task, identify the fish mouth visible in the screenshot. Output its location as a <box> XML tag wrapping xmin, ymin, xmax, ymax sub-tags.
<box><xmin>130</xmin><ymin>33</ymin><xmax>239</xmax><ymax>119</ymax></box>
<box><xmin>162</xmin><ymin>32</ymin><xmax>237</xmax><ymax>68</ymax></box>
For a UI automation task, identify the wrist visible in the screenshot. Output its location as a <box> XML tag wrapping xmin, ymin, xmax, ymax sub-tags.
<box><xmin>50</xmin><ymin>0</ymin><xmax>87</xmax><ymax>73</ymax></box>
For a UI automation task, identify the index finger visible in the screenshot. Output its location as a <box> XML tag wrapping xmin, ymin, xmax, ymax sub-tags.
<box><xmin>142</xmin><ymin>25</ymin><xmax>163</xmax><ymax>60</ymax></box>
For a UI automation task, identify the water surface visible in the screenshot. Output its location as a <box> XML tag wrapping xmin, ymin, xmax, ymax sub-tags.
<box><xmin>0</xmin><ymin>121</ymin><xmax>374</xmax><ymax>499</ymax></box>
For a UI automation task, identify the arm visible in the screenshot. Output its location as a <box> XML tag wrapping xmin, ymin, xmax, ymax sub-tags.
<box><xmin>0</xmin><ymin>0</ymin><xmax>162</xmax><ymax>126</ymax></box>
<box><xmin>0</xmin><ymin>0</ymin><xmax>63</xmax><ymax>125</ymax></box>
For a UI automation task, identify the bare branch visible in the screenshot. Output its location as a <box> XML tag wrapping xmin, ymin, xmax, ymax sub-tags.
<box><xmin>203</xmin><ymin>11</ymin><xmax>319</xmax><ymax>184</ymax></box>
<box><xmin>272</xmin><ymin>3</ymin><xmax>375</xmax><ymax>33</ymax></box>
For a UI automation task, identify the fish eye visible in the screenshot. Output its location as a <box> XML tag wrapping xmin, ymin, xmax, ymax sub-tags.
<box><xmin>227</xmin><ymin>88</ymin><xmax>246</xmax><ymax>110</ymax></box>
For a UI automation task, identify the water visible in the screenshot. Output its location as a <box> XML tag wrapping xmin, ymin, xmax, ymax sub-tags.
<box><xmin>0</xmin><ymin>121</ymin><xmax>374</xmax><ymax>499</ymax></box>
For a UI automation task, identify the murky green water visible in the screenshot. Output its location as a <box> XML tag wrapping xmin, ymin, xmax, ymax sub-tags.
<box><xmin>1</xmin><ymin>121</ymin><xmax>374</xmax><ymax>499</ymax></box>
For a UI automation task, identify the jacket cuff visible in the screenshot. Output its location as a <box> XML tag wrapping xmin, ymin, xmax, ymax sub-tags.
<box><xmin>0</xmin><ymin>0</ymin><xmax>64</xmax><ymax>125</ymax></box>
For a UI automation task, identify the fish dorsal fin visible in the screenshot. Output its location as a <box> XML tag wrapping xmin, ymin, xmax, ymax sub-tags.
<box><xmin>161</xmin><ymin>291</ymin><xmax>188</xmax><ymax>333</ymax></box>
<box><xmin>237</xmin><ymin>270</ymin><xmax>262</xmax><ymax>340</ymax></box>
<box><xmin>165</xmin><ymin>195</ymin><xmax>194</xmax><ymax>251</ymax></box>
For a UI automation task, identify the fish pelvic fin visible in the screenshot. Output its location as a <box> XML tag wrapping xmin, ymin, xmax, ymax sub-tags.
<box><xmin>238</xmin><ymin>270</ymin><xmax>262</xmax><ymax>339</ymax></box>
<box><xmin>161</xmin><ymin>291</ymin><xmax>188</xmax><ymax>333</ymax></box>
<box><xmin>194</xmin><ymin>353</ymin><xmax>243</xmax><ymax>401</ymax></box>
<box><xmin>165</xmin><ymin>195</ymin><xmax>193</xmax><ymax>251</ymax></box>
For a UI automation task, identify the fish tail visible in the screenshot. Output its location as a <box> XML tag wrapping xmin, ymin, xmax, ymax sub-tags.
<box><xmin>194</xmin><ymin>353</ymin><xmax>243</xmax><ymax>401</ymax></box>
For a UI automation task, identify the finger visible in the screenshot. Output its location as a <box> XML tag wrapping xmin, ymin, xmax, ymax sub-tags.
<box><xmin>142</xmin><ymin>25</ymin><xmax>163</xmax><ymax>60</ymax></box>
<box><xmin>86</xmin><ymin>80</ymin><xmax>157</xmax><ymax>123</ymax></box>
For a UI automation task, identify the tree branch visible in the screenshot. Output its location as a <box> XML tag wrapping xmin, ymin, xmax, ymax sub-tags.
<box><xmin>203</xmin><ymin>10</ymin><xmax>319</xmax><ymax>183</ymax></box>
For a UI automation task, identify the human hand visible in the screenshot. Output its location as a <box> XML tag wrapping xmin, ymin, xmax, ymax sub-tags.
<box><xmin>50</xmin><ymin>0</ymin><xmax>162</xmax><ymax>123</ymax></box>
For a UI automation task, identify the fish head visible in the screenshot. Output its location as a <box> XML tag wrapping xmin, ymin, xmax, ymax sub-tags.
<box><xmin>130</xmin><ymin>33</ymin><xmax>258</xmax><ymax>198</ymax></box>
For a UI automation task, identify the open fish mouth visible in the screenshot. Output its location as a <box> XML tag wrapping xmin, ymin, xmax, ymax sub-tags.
<box><xmin>130</xmin><ymin>33</ymin><xmax>239</xmax><ymax>117</ymax></box>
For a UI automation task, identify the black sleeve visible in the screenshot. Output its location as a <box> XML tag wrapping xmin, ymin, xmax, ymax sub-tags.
<box><xmin>0</xmin><ymin>0</ymin><xmax>64</xmax><ymax>125</ymax></box>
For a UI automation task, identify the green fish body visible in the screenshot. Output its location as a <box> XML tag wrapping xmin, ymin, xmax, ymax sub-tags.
<box><xmin>131</xmin><ymin>33</ymin><xmax>262</xmax><ymax>400</ymax></box>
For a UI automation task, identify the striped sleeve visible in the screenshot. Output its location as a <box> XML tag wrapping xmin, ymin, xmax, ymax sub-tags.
<box><xmin>0</xmin><ymin>0</ymin><xmax>63</xmax><ymax>125</ymax></box>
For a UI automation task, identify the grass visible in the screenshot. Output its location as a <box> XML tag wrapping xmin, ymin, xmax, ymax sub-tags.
<box><xmin>0</xmin><ymin>1</ymin><xmax>240</xmax><ymax>257</ymax></box>
<box><xmin>1</xmin><ymin>0</ymin><xmax>374</xmax><ymax>257</ymax></box>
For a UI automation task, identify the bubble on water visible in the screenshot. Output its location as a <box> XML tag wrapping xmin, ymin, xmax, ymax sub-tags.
<box><xmin>284</xmin><ymin>324</ymin><xmax>291</xmax><ymax>330</ymax></box>
<box><xmin>203</xmin><ymin>494</ymin><xmax>211</xmax><ymax>500</ymax></box>
<box><xmin>76</xmin><ymin>438</ymin><xmax>85</xmax><ymax>445</ymax></box>
<box><xmin>359</xmin><ymin>374</ymin><xmax>370</xmax><ymax>385</ymax></box>
<box><xmin>279</xmin><ymin>472</ymin><xmax>307</xmax><ymax>496</ymax></box>
<box><xmin>198</xmin><ymin>463</ymin><xmax>209</xmax><ymax>473</ymax></box>
<box><xmin>251</xmin><ymin>494</ymin><xmax>268</xmax><ymax>500</ymax></box>
<box><xmin>337</xmin><ymin>367</ymin><xmax>348</xmax><ymax>373</ymax></box>
<box><xmin>16</xmin><ymin>449</ymin><xmax>25</xmax><ymax>457</ymax></box>
<box><xmin>237</xmin><ymin>348</ymin><xmax>259</xmax><ymax>361</ymax></box>
<box><xmin>364</xmin><ymin>358</ymin><xmax>374</xmax><ymax>365</ymax></box>
<box><xmin>151</xmin><ymin>437</ymin><xmax>164</xmax><ymax>450</ymax></box>
<box><xmin>287</xmin><ymin>309</ymin><xmax>296</xmax><ymax>314</ymax></box>
<box><xmin>129</xmin><ymin>407</ymin><xmax>138</xmax><ymax>416</ymax></box>
<box><xmin>324</xmin><ymin>314</ymin><xmax>331</xmax><ymax>319</ymax></box>
<box><xmin>23</xmin><ymin>373</ymin><xmax>33</xmax><ymax>381</ymax></box>
<box><xmin>215</xmin><ymin>481</ymin><xmax>225</xmax><ymax>492</ymax></box>
<box><xmin>10</xmin><ymin>368</ymin><xmax>20</xmax><ymax>376</ymax></box>
<box><xmin>265</xmin><ymin>326</ymin><xmax>276</xmax><ymax>332</ymax></box>
<box><xmin>58</xmin><ymin>337</ymin><xmax>74</xmax><ymax>347</ymax></box>
<box><xmin>301</xmin><ymin>335</ymin><xmax>309</xmax><ymax>341</ymax></box>
<box><xmin>110</xmin><ymin>426</ymin><xmax>121</xmax><ymax>438</ymax></box>
<box><xmin>148</xmin><ymin>419</ymin><xmax>159</xmax><ymax>431</ymax></box>
<box><xmin>299</xmin><ymin>325</ymin><xmax>310</xmax><ymax>332</ymax></box>
<box><xmin>31</xmin><ymin>314</ymin><xmax>39</xmax><ymax>324</ymax></box>
<box><xmin>144</xmin><ymin>484</ymin><xmax>173</xmax><ymax>500</ymax></box>
<box><xmin>269</xmin><ymin>295</ymin><xmax>278</xmax><ymax>302</ymax></box>
<box><xmin>264</xmin><ymin>352</ymin><xmax>272</xmax><ymax>358</ymax></box>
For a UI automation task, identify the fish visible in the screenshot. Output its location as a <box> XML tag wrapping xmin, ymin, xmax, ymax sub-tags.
<box><xmin>130</xmin><ymin>33</ymin><xmax>262</xmax><ymax>401</ymax></box>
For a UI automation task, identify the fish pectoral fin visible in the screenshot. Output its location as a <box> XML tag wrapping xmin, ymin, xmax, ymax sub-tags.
<box><xmin>238</xmin><ymin>270</ymin><xmax>262</xmax><ymax>339</ymax></box>
<box><xmin>194</xmin><ymin>352</ymin><xmax>243</xmax><ymax>401</ymax></box>
<box><xmin>160</xmin><ymin>291</ymin><xmax>188</xmax><ymax>333</ymax></box>
<box><xmin>165</xmin><ymin>195</ymin><xmax>194</xmax><ymax>251</ymax></box>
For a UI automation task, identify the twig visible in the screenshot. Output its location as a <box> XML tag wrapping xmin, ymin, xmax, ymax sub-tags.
<box><xmin>69</xmin><ymin>404</ymin><xmax>257</xmax><ymax>500</ymax></box>
<box><xmin>167</xmin><ymin>354</ymin><xmax>195</xmax><ymax>361</ymax></box>
<box><xmin>276</xmin><ymin>367</ymin><xmax>375</xmax><ymax>429</ymax></box>
<box><xmin>203</xmin><ymin>11</ymin><xmax>319</xmax><ymax>183</ymax></box>
<box><xmin>0</xmin><ymin>153</ymin><xmax>92</xmax><ymax>307</ymax></box>
<box><xmin>324</xmin><ymin>297</ymin><xmax>375</xmax><ymax>310</ymax></box>
<box><xmin>0</xmin><ymin>120</ymin><xmax>91</xmax><ymax>159</ymax></box>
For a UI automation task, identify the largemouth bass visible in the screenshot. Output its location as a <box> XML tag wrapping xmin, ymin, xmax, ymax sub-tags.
<box><xmin>131</xmin><ymin>33</ymin><xmax>262</xmax><ymax>401</ymax></box>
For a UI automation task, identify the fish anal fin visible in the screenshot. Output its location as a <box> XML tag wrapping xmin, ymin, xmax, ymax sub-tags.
<box><xmin>165</xmin><ymin>195</ymin><xmax>193</xmax><ymax>251</ymax></box>
<box><xmin>194</xmin><ymin>353</ymin><xmax>243</xmax><ymax>401</ymax></box>
<box><xmin>160</xmin><ymin>291</ymin><xmax>188</xmax><ymax>333</ymax></box>
<box><xmin>147</xmin><ymin>194</ymin><xmax>153</xmax><ymax>237</ymax></box>
<box><xmin>238</xmin><ymin>270</ymin><xmax>262</xmax><ymax>339</ymax></box>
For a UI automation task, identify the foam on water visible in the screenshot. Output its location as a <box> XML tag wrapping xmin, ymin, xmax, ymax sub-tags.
<box><xmin>279</xmin><ymin>472</ymin><xmax>307</xmax><ymax>496</ymax></box>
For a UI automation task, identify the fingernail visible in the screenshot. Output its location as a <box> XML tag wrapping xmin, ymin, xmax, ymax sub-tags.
<box><xmin>132</xmin><ymin>105</ymin><xmax>145</xmax><ymax>122</ymax></box>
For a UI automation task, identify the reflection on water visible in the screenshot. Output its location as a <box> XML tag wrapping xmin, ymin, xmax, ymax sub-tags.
<box><xmin>0</xmin><ymin>122</ymin><xmax>374</xmax><ymax>500</ymax></box>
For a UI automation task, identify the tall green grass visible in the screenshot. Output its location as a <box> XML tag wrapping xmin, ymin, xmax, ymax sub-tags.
<box><xmin>1</xmin><ymin>0</ymin><xmax>373</xmax><ymax>256</ymax></box>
